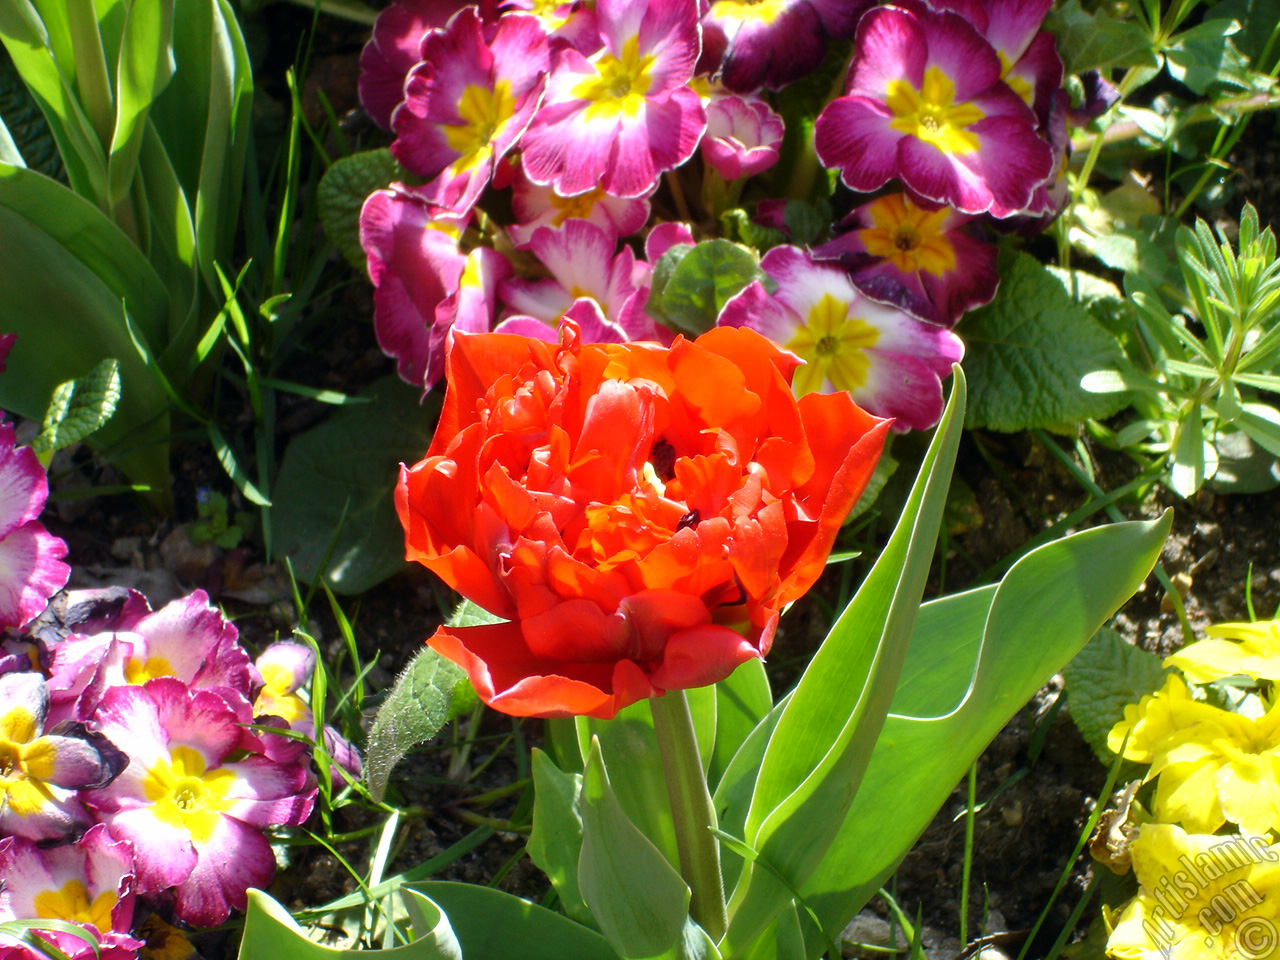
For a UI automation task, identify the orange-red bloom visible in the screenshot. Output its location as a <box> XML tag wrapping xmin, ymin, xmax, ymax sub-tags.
<box><xmin>396</xmin><ymin>323</ymin><xmax>890</xmax><ymax>719</ymax></box>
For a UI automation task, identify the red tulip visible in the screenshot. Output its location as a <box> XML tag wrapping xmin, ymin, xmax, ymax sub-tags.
<box><xmin>396</xmin><ymin>322</ymin><xmax>890</xmax><ymax>718</ymax></box>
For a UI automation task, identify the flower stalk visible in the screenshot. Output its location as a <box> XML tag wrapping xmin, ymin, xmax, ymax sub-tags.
<box><xmin>649</xmin><ymin>689</ymin><xmax>728</xmax><ymax>943</ymax></box>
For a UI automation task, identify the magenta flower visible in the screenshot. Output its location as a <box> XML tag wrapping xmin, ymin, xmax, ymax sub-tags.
<box><xmin>253</xmin><ymin>642</ymin><xmax>362</xmax><ymax>782</ymax></box>
<box><xmin>358</xmin><ymin>0</ymin><xmax>478</xmax><ymax>129</ymax></box>
<box><xmin>83</xmin><ymin>679</ymin><xmax>315</xmax><ymax>928</ymax></box>
<box><xmin>508</xmin><ymin>164</ymin><xmax>652</xmax><ymax>248</ymax></box>
<box><xmin>701</xmin><ymin>95</ymin><xmax>784</xmax><ymax>180</ymax></box>
<box><xmin>700</xmin><ymin>0</ymin><xmax>872</xmax><ymax>92</ymax></box>
<box><xmin>520</xmin><ymin>0</ymin><xmax>706</xmax><ymax>198</ymax></box>
<box><xmin>718</xmin><ymin>246</ymin><xmax>964</xmax><ymax>431</ymax></box>
<box><xmin>45</xmin><ymin>589</ymin><xmax>253</xmax><ymax>725</ymax></box>
<box><xmin>0</xmin><ymin>422</ymin><xmax>69</xmax><ymax>630</ymax></box>
<box><xmin>814</xmin><ymin>3</ymin><xmax>1053</xmax><ymax>218</ymax></box>
<box><xmin>392</xmin><ymin>9</ymin><xmax>550</xmax><ymax>212</ymax></box>
<box><xmin>0</xmin><ymin>825</ymin><xmax>141</xmax><ymax>960</ymax></box>
<box><xmin>360</xmin><ymin>185</ymin><xmax>510</xmax><ymax>390</ymax></box>
<box><xmin>498</xmin><ymin>220</ymin><xmax>661</xmax><ymax>340</ymax></box>
<box><xmin>813</xmin><ymin>190</ymin><xmax>998</xmax><ymax>326</ymax></box>
<box><xmin>0</xmin><ymin>673</ymin><xmax>126</xmax><ymax>841</ymax></box>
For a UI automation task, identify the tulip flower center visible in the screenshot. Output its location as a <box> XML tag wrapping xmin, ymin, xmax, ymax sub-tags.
<box><xmin>33</xmin><ymin>880</ymin><xmax>118</xmax><ymax>934</ymax></box>
<box><xmin>886</xmin><ymin>67</ymin><xmax>985</xmax><ymax>155</ymax></box>
<box><xmin>859</xmin><ymin>194</ymin><xmax>958</xmax><ymax>276</ymax></box>
<box><xmin>576</xmin><ymin>37</ymin><xmax>656</xmax><ymax>121</ymax></box>
<box><xmin>142</xmin><ymin>745</ymin><xmax>236</xmax><ymax>844</ymax></box>
<box><xmin>445</xmin><ymin>81</ymin><xmax>516</xmax><ymax>171</ymax></box>
<box><xmin>788</xmin><ymin>293</ymin><xmax>879</xmax><ymax>396</ymax></box>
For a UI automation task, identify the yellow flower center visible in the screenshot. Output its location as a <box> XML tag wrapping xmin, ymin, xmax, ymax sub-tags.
<box><xmin>787</xmin><ymin>293</ymin><xmax>880</xmax><ymax>397</ymax></box>
<box><xmin>574</xmin><ymin>36</ymin><xmax>655</xmax><ymax>122</ymax></box>
<box><xmin>444</xmin><ymin>80</ymin><xmax>516</xmax><ymax>172</ymax></box>
<box><xmin>997</xmin><ymin>51</ymin><xmax>1034</xmax><ymax>106</ymax></box>
<box><xmin>254</xmin><ymin>663</ymin><xmax>309</xmax><ymax>725</ymax></box>
<box><xmin>858</xmin><ymin>193</ymin><xmax>958</xmax><ymax>276</ymax></box>
<box><xmin>886</xmin><ymin>67</ymin><xmax>985</xmax><ymax>155</ymax></box>
<box><xmin>141</xmin><ymin>745</ymin><xmax>235</xmax><ymax>845</ymax></box>
<box><xmin>32</xmin><ymin>880</ymin><xmax>118</xmax><ymax>934</ymax></box>
<box><xmin>124</xmin><ymin>655</ymin><xmax>176</xmax><ymax>684</ymax></box>
<box><xmin>0</xmin><ymin>706</ymin><xmax>61</xmax><ymax>819</ymax></box>
<box><xmin>550</xmin><ymin>187</ymin><xmax>606</xmax><ymax>226</ymax></box>
<box><xmin>708</xmin><ymin>0</ymin><xmax>788</xmax><ymax>24</ymax></box>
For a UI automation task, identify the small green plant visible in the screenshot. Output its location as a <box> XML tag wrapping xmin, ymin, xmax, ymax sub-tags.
<box><xmin>1086</xmin><ymin>203</ymin><xmax>1280</xmax><ymax>496</ymax></box>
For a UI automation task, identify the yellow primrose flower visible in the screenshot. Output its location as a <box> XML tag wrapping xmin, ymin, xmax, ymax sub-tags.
<box><xmin>1107</xmin><ymin>824</ymin><xmax>1280</xmax><ymax>960</ymax></box>
<box><xmin>1108</xmin><ymin>675</ymin><xmax>1221</xmax><ymax>764</ymax></box>
<box><xmin>1147</xmin><ymin>697</ymin><xmax>1280</xmax><ymax>835</ymax></box>
<box><xmin>1166</xmin><ymin>619</ymin><xmax>1280</xmax><ymax>685</ymax></box>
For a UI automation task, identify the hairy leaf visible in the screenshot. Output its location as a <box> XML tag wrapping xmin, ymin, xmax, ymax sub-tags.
<box><xmin>1064</xmin><ymin>628</ymin><xmax>1167</xmax><ymax>762</ymax></box>
<box><xmin>318</xmin><ymin>148</ymin><xmax>405</xmax><ymax>271</ymax></box>
<box><xmin>960</xmin><ymin>250</ymin><xmax>1127</xmax><ymax>431</ymax></box>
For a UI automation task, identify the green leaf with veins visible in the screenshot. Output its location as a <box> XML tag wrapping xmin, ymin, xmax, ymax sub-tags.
<box><xmin>959</xmin><ymin>251</ymin><xmax>1128</xmax><ymax>432</ymax></box>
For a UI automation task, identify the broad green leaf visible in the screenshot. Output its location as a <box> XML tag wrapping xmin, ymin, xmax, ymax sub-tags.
<box><xmin>793</xmin><ymin>511</ymin><xmax>1172</xmax><ymax>953</ymax></box>
<box><xmin>579</xmin><ymin>738</ymin><xmax>690</xmax><ymax>959</ymax></box>
<box><xmin>318</xmin><ymin>148</ymin><xmax>405</xmax><ymax>270</ymax></box>
<box><xmin>1063</xmin><ymin>628</ymin><xmax>1167</xmax><ymax>762</ymax></box>
<box><xmin>657</xmin><ymin>240</ymin><xmax>762</xmax><ymax>336</ymax></box>
<box><xmin>1164</xmin><ymin>19</ymin><xmax>1253</xmax><ymax>95</ymax></box>
<box><xmin>406</xmin><ymin>882</ymin><xmax>620</xmax><ymax>960</ymax></box>
<box><xmin>0</xmin><ymin>0</ymin><xmax>108</xmax><ymax>197</ymax></box>
<box><xmin>31</xmin><ymin>357</ymin><xmax>120</xmax><ymax>457</ymax></box>
<box><xmin>271</xmin><ymin>376</ymin><xmax>437</xmax><ymax>594</ymax></box>
<box><xmin>363</xmin><ymin>646</ymin><xmax>467</xmax><ymax>802</ymax></box>
<box><xmin>528</xmin><ymin>749</ymin><xmax>591</xmax><ymax>924</ymax></box>
<box><xmin>1238</xmin><ymin>401</ymin><xmax>1280</xmax><ymax>458</ymax></box>
<box><xmin>579</xmin><ymin>700</ymin><xmax>681</xmax><ymax>868</ymax></box>
<box><xmin>1170</xmin><ymin>406</ymin><xmax>1207</xmax><ymax>496</ymax></box>
<box><xmin>1044</xmin><ymin>0</ymin><xmax>1159</xmax><ymax>75</ymax></box>
<box><xmin>238</xmin><ymin>888</ymin><xmax>462</xmax><ymax>960</ymax></box>
<box><xmin>1210</xmin><ymin>0</ymin><xmax>1280</xmax><ymax>66</ymax></box>
<box><xmin>107</xmin><ymin>0</ymin><xmax>175</xmax><ymax>204</ymax></box>
<box><xmin>960</xmin><ymin>250</ymin><xmax>1127</xmax><ymax>432</ymax></box>
<box><xmin>0</xmin><ymin>162</ymin><xmax>170</xmax><ymax>337</ymax></box>
<box><xmin>0</xmin><ymin>203</ymin><xmax>170</xmax><ymax>496</ymax></box>
<box><xmin>707</xmin><ymin>658</ymin><xmax>772</xmax><ymax>791</ymax></box>
<box><xmin>720</xmin><ymin>369</ymin><xmax>964</xmax><ymax>955</ymax></box>
<box><xmin>645</xmin><ymin>242</ymin><xmax>696</xmax><ymax>330</ymax></box>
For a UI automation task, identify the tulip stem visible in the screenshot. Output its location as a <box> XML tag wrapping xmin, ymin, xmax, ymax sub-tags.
<box><xmin>650</xmin><ymin>689</ymin><xmax>728</xmax><ymax>943</ymax></box>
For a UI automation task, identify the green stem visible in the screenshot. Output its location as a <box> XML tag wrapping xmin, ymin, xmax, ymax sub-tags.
<box><xmin>649</xmin><ymin>690</ymin><xmax>727</xmax><ymax>943</ymax></box>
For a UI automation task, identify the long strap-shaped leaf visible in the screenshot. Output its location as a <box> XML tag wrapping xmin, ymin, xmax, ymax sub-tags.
<box><xmin>720</xmin><ymin>369</ymin><xmax>966</xmax><ymax>954</ymax></box>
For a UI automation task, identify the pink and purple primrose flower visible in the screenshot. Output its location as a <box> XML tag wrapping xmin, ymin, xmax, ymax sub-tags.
<box><xmin>391</xmin><ymin>7</ymin><xmax>551</xmax><ymax>212</ymax></box>
<box><xmin>81</xmin><ymin>679</ymin><xmax>315</xmax><ymax>928</ymax></box>
<box><xmin>814</xmin><ymin>1</ymin><xmax>1055</xmax><ymax>218</ymax></box>
<box><xmin>814</xmin><ymin>190</ymin><xmax>998</xmax><ymax>327</ymax></box>
<box><xmin>718</xmin><ymin>245</ymin><xmax>964</xmax><ymax>432</ymax></box>
<box><xmin>0</xmin><ymin>824</ymin><xmax>141</xmax><ymax>960</ymax></box>
<box><xmin>520</xmin><ymin>0</ymin><xmax>706</xmax><ymax>198</ymax></box>
<box><xmin>0</xmin><ymin>421</ymin><xmax>69</xmax><ymax>631</ymax></box>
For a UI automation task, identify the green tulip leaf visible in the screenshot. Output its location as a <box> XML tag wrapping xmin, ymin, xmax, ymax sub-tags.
<box><xmin>579</xmin><ymin>737</ymin><xmax>691</xmax><ymax>959</ymax></box>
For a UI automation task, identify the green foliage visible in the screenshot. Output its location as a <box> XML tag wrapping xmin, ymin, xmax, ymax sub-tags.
<box><xmin>188</xmin><ymin>490</ymin><xmax>252</xmax><ymax>550</ymax></box>
<box><xmin>30</xmin><ymin>357</ymin><xmax>120</xmax><ymax>462</ymax></box>
<box><xmin>0</xmin><ymin>0</ymin><xmax>252</xmax><ymax>505</ymax></box>
<box><xmin>578</xmin><ymin>738</ymin><xmax>693</xmax><ymax>959</ymax></box>
<box><xmin>646</xmin><ymin>240</ymin><xmax>763</xmax><ymax>336</ymax></box>
<box><xmin>1084</xmin><ymin>204</ymin><xmax>1280</xmax><ymax>496</ymax></box>
<box><xmin>1064</xmin><ymin>628</ymin><xmax>1168</xmax><ymax>762</ymax></box>
<box><xmin>960</xmin><ymin>251</ymin><xmax>1128</xmax><ymax>432</ymax></box>
<box><xmin>404</xmin><ymin>883</ymin><xmax>619</xmax><ymax>960</ymax></box>
<box><xmin>271</xmin><ymin>377</ymin><xmax>437</xmax><ymax>594</ymax></box>
<box><xmin>1044</xmin><ymin>0</ymin><xmax>1158</xmax><ymax>75</ymax></box>
<box><xmin>318</xmin><ymin>148</ymin><xmax>405</xmax><ymax>271</ymax></box>
<box><xmin>363</xmin><ymin>645</ymin><xmax>468</xmax><ymax>803</ymax></box>
<box><xmin>239</xmin><ymin>888</ymin><xmax>463</xmax><ymax>960</ymax></box>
